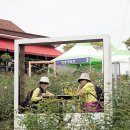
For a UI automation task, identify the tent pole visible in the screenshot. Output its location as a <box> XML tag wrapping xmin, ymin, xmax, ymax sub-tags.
<box><xmin>101</xmin><ymin>60</ymin><xmax>103</xmax><ymax>73</ymax></box>
<box><xmin>89</xmin><ymin>58</ymin><xmax>91</xmax><ymax>71</ymax></box>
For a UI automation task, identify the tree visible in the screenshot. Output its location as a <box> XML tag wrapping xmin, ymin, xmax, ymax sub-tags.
<box><xmin>1</xmin><ymin>53</ymin><xmax>12</xmax><ymax>71</ymax></box>
<box><xmin>91</xmin><ymin>42</ymin><xmax>103</xmax><ymax>50</ymax></box>
<box><xmin>63</xmin><ymin>42</ymin><xmax>103</xmax><ymax>52</ymax></box>
<box><xmin>63</xmin><ymin>44</ymin><xmax>74</xmax><ymax>52</ymax></box>
<box><xmin>124</xmin><ymin>37</ymin><xmax>130</xmax><ymax>46</ymax></box>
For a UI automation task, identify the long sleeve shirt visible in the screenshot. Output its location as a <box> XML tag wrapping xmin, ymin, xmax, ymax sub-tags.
<box><xmin>31</xmin><ymin>88</ymin><xmax>54</xmax><ymax>102</ymax></box>
<box><xmin>80</xmin><ymin>82</ymin><xmax>97</xmax><ymax>103</ymax></box>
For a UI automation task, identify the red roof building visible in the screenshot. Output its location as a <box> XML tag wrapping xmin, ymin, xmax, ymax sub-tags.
<box><xmin>0</xmin><ymin>19</ymin><xmax>62</xmax><ymax>60</ymax></box>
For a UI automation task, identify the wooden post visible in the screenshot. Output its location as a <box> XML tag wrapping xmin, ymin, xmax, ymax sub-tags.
<box><xmin>29</xmin><ymin>61</ymin><xmax>31</xmax><ymax>78</ymax></box>
<box><xmin>19</xmin><ymin>45</ymin><xmax>25</xmax><ymax>106</ymax></box>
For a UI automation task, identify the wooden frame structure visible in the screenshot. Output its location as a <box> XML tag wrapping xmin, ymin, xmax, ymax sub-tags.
<box><xmin>14</xmin><ymin>34</ymin><xmax>112</xmax><ymax>129</ymax></box>
<box><xmin>28</xmin><ymin>61</ymin><xmax>56</xmax><ymax>77</ymax></box>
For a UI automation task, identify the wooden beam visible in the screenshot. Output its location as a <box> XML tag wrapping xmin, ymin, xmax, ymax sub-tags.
<box><xmin>19</xmin><ymin>45</ymin><xmax>25</xmax><ymax>106</ymax></box>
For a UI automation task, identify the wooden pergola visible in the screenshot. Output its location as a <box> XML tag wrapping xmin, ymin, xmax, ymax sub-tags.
<box><xmin>28</xmin><ymin>60</ymin><xmax>56</xmax><ymax>77</ymax></box>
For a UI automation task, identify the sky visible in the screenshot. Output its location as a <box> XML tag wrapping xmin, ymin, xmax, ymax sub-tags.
<box><xmin>0</xmin><ymin>0</ymin><xmax>130</xmax><ymax>50</ymax></box>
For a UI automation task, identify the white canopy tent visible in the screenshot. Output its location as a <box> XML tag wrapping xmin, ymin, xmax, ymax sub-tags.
<box><xmin>112</xmin><ymin>44</ymin><xmax>130</xmax><ymax>75</ymax></box>
<box><xmin>112</xmin><ymin>50</ymin><xmax>130</xmax><ymax>63</ymax></box>
<box><xmin>53</xmin><ymin>43</ymin><xmax>102</xmax><ymax>65</ymax></box>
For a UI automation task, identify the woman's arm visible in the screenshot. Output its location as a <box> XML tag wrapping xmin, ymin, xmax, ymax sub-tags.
<box><xmin>76</xmin><ymin>84</ymin><xmax>84</xmax><ymax>97</ymax></box>
<box><xmin>31</xmin><ymin>88</ymin><xmax>42</xmax><ymax>102</ymax></box>
<box><xmin>46</xmin><ymin>91</ymin><xmax>54</xmax><ymax>96</ymax></box>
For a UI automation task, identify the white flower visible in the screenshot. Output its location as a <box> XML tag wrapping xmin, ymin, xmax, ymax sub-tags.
<box><xmin>4</xmin><ymin>86</ymin><xmax>7</xmax><ymax>89</ymax></box>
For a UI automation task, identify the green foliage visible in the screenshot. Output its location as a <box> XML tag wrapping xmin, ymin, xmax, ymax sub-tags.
<box><xmin>63</xmin><ymin>42</ymin><xmax>103</xmax><ymax>52</ymax></box>
<box><xmin>124</xmin><ymin>37</ymin><xmax>130</xmax><ymax>46</ymax></box>
<box><xmin>0</xmin><ymin>73</ymin><xmax>14</xmax><ymax>129</ymax></box>
<box><xmin>1</xmin><ymin>53</ymin><xmax>12</xmax><ymax>62</ymax></box>
<box><xmin>63</xmin><ymin>44</ymin><xmax>74</xmax><ymax>52</ymax></box>
<box><xmin>0</xmin><ymin>70</ymin><xmax>130</xmax><ymax>129</ymax></box>
<box><xmin>112</xmin><ymin>78</ymin><xmax>130</xmax><ymax>129</ymax></box>
<box><xmin>21</xmin><ymin>71</ymin><xmax>129</xmax><ymax>130</ymax></box>
<box><xmin>91</xmin><ymin>42</ymin><xmax>103</xmax><ymax>50</ymax></box>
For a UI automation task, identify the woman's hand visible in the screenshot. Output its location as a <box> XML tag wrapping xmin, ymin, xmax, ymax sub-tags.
<box><xmin>76</xmin><ymin>84</ymin><xmax>83</xmax><ymax>96</ymax></box>
<box><xmin>42</xmin><ymin>93</ymin><xmax>49</xmax><ymax>97</ymax></box>
<box><xmin>77</xmin><ymin>84</ymin><xmax>83</xmax><ymax>90</ymax></box>
<box><xmin>42</xmin><ymin>93</ymin><xmax>54</xmax><ymax>97</ymax></box>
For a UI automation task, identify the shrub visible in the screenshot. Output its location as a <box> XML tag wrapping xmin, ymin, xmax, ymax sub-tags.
<box><xmin>21</xmin><ymin>73</ymin><xmax>130</xmax><ymax>130</ymax></box>
<box><xmin>0</xmin><ymin>70</ymin><xmax>130</xmax><ymax>129</ymax></box>
<box><xmin>1</xmin><ymin>53</ymin><xmax>12</xmax><ymax>62</ymax></box>
<box><xmin>0</xmin><ymin>73</ymin><xmax>14</xmax><ymax>129</ymax></box>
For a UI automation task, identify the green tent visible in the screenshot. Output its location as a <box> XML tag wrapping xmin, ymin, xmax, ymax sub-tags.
<box><xmin>52</xmin><ymin>43</ymin><xmax>102</xmax><ymax>71</ymax></box>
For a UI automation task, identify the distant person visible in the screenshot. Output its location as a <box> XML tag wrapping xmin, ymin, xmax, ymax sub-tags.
<box><xmin>31</xmin><ymin>76</ymin><xmax>54</xmax><ymax>110</ymax></box>
<box><xmin>11</xmin><ymin>60</ymin><xmax>14</xmax><ymax>72</ymax></box>
<box><xmin>8</xmin><ymin>61</ymin><xmax>12</xmax><ymax>72</ymax></box>
<box><xmin>76</xmin><ymin>73</ymin><xmax>102</xmax><ymax>112</ymax></box>
<box><xmin>7</xmin><ymin>60</ymin><xmax>14</xmax><ymax>72</ymax></box>
<box><xmin>0</xmin><ymin>62</ymin><xmax>5</xmax><ymax>71</ymax></box>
